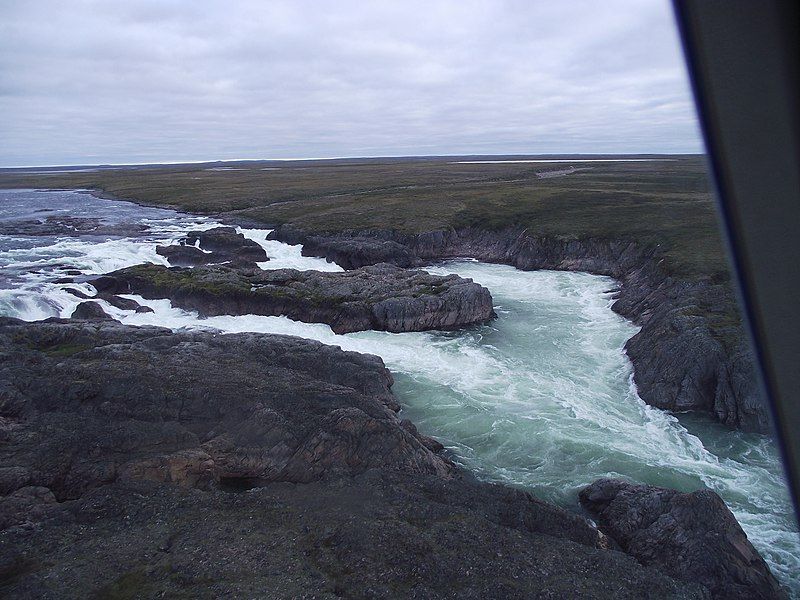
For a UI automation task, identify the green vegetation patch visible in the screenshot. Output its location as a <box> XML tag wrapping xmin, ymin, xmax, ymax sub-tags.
<box><xmin>0</xmin><ymin>155</ymin><xmax>729</xmax><ymax>279</ymax></box>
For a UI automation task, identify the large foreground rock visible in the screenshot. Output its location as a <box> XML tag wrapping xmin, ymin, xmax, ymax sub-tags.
<box><xmin>93</xmin><ymin>262</ymin><xmax>495</xmax><ymax>333</ymax></box>
<box><xmin>0</xmin><ymin>474</ymin><xmax>709</xmax><ymax>600</ymax></box>
<box><xmin>0</xmin><ymin>318</ymin><xmax>452</xmax><ymax>499</ymax></box>
<box><xmin>579</xmin><ymin>478</ymin><xmax>786</xmax><ymax>600</ymax></box>
<box><xmin>156</xmin><ymin>226</ymin><xmax>268</xmax><ymax>267</ymax></box>
<box><xmin>0</xmin><ymin>318</ymin><xmax>706</xmax><ymax>598</ymax></box>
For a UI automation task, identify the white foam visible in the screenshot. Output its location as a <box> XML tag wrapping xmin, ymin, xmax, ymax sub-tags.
<box><xmin>237</xmin><ymin>228</ymin><xmax>343</xmax><ymax>271</ymax></box>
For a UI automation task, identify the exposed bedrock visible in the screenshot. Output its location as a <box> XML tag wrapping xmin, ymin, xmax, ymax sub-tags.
<box><xmin>93</xmin><ymin>262</ymin><xmax>495</xmax><ymax>334</ymax></box>
<box><xmin>156</xmin><ymin>226</ymin><xmax>268</xmax><ymax>267</ymax></box>
<box><xmin>269</xmin><ymin>224</ymin><xmax>769</xmax><ymax>432</ymax></box>
<box><xmin>0</xmin><ymin>477</ymin><xmax>709</xmax><ymax>600</ymax></box>
<box><xmin>0</xmin><ymin>216</ymin><xmax>148</xmax><ymax>238</ymax></box>
<box><xmin>0</xmin><ymin>318</ymin><xmax>452</xmax><ymax>501</ymax></box>
<box><xmin>579</xmin><ymin>478</ymin><xmax>787</xmax><ymax>600</ymax></box>
<box><xmin>0</xmin><ymin>318</ymin><xmax>708</xmax><ymax>598</ymax></box>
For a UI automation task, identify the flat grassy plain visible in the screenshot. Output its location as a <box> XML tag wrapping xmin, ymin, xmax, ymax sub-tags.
<box><xmin>0</xmin><ymin>155</ymin><xmax>729</xmax><ymax>279</ymax></box>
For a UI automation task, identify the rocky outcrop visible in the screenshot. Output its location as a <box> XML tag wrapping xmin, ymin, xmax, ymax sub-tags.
<box><xmin>70</xmin><ymin>301</ymin><xmax>113</xmax><ymax>321</ymax></box>
<box><xmin>0</xmin><ymin>318</ymin><xmax>707</xmax><ymax>599</ymax></box>
<box><xmin>0</xmin><ymin>216</ymin><xmax>148</xmax><ymax>238</ymax></box>
<box><xmin>299</xmin><ymin>235</ymin><xmax>417</xmax><ymax>269</ymax></box>
<box><xmin>621</xmin><ymin>276</ymin><xmax>765</xmax><ymax>430</ymax></box>
<box><xmin>269</xmin><ymin>224</ymin><xmax>769</xmax><ymax>432</ymax></box>
<box><xmin>579</xmin><ymin>478</ymin><xmax>787</xmax><ymax>600</ymax></box>
<box><xmin>155</xmin><ymin>244</ymin><xmax>213</xmax><ymax>266</ymax></box>
<box><xmin>93</xmin><ymin>262</ymin><xmax>495</xmax><ymax>334</ymax></box>
<box><xmin>0</xmin><ymin>318</ymin><xmax>453</xmax><ymax>499</ymax></box>
<box><xmin>156</xmin><ymin>226</ymin><xmax>268</xmax><ymax>267</ymax></box>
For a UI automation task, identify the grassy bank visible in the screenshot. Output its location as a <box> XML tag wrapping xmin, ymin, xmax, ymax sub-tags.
<box><xmin>0</xmin><ymin>155</ymin><xmax>728</xmax><ymax>279</ymax></box>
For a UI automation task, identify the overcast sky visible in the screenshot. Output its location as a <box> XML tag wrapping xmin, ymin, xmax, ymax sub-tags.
<box><xmin>0</xmin><ymin>0</ymin><xmax>704</xmax><ymax>166</ymax></box>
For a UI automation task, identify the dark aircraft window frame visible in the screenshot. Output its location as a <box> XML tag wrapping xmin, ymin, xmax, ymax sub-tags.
<box><xmin>673</xmin><ymin>0</ymin><xmax>800</xmax><ymax>515</ymax></box>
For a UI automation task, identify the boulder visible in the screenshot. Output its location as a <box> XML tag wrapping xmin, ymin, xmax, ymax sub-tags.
<box><xmin>0</xmin><ymin>486</ymin><xmax>64</xmax><ymax>531</ymax></box>
<box><xmin>579</xmin><ymin>478</ymin><xmax>787</xmax><ymax>599</ymax></box>
<box><xmin>96</xmin><ymin>294</ymin><xmax>143</xmax><ymax>311</ymax></box>
<box><xmin>70</xmin><ymin>301</ymin><xmax>113</xmax><ymax>321</ymax></box>
<box><xmin>156</xmin><ymin>244</ymin><xmax>214</xmax><ymax>266</ymax></box>
<box><xmin>63</xmin><ymin>288</ymin><xmax>94</xmax><ymax>300</ymax></box>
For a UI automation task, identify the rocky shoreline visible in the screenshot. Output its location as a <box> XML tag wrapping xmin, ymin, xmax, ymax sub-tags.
<box><xmin>267</xmin><ymin>224</ymin><xmax>769</xmax><ymax>433</ymax></box>
<box><xmin>0</xmin><ymin>317</ymin><xmax>783</xmax><ymax>598</ymax></box>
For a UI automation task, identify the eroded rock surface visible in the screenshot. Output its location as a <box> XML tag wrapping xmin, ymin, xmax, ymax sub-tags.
<box><xmin>156</xmin><ymin>226</ymin><xmax>267</xmax><ymax>267</ymax></box>
<box><xmin>0</xmin><ymin>318</ymin><xmax>451</xmax><ymax>500</ymax></box>
<box><xmin>0</xmin><ymin>474</ymin><xmax>711</xmax><ymax>600</ymax></box>
<box><xmin>579</xmin><ymin>478</ymin><xmax>787</xmax><ymax>600</ymax></box>
<box><xmin>93</xmin><ymin>262</ymin><xmax>495</xmax><ymax>333</ymax></box>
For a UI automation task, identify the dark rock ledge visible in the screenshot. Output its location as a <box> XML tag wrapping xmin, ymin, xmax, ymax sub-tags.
<box><xmin>92</xmin><ymin>262</ymin><xmax>496</xmax><ymax>334</ymax></box>
<box><xmin>0</xmin><ymin>318</ymin><xmax>451</xmax><ymax>499</ymax></box>
<box><xmin>64</xmin><ymin>288</ymin><xmax>155</xmax><ymax>317</ymax></box>
<box><xmin>268</xmin><ymin>224</ymin><xmax>769</xmax><ymax>433</ymax></box>
<box><xmin>0</xmin><ymin>216</ymin><xmax>148</xmax><ymax>238</ymax></box>
<box><xmin>156</xmin><ymin>226</ymin><xmax>268</xmax><ymax>267</ymax></box>
<box><xmin>580</xmin><ymin>479</ymin><xmax>787</xmax><ymax>600</ymax></box>
<box><xmin>0</xmin><ymin>318</ymin><xmax>707</xmax><ymax>599</ymax></box>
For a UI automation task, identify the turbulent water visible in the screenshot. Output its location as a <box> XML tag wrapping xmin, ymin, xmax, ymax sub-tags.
<box><xmin>2</xmin><ymin>189</ymin><xmax>799</xmax><ymax>594</ymax></box>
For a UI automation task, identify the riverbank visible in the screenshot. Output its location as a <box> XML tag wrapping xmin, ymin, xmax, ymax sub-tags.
<box><xmin>0</xmin><ymin>185</ymin><xmax>792</xmax><ymax>596</ymax></box>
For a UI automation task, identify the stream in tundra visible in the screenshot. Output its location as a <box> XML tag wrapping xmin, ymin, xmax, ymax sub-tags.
<box><xmin>1</xmin><ymin>188</ymin><xmax>798</xmax><ymax>594</ymax></box>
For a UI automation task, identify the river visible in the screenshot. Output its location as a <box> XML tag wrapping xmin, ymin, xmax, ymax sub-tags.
<box><xmin>1</xmin><ymin>188</ymin><xmax>798</xmax><ymax>594</ymax></box>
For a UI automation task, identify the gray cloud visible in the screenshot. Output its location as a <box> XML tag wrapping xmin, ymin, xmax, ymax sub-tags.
<box><xmin>0</xmin><ymin>0</ymin><xmax>703</xmax><ymax>166</ymax></box>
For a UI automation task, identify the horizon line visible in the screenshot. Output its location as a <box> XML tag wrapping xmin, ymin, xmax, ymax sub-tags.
<box><xmin>0</xmin><ymin>151</ymin><xmax>705</xmax><ymax>170</ymax></box>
